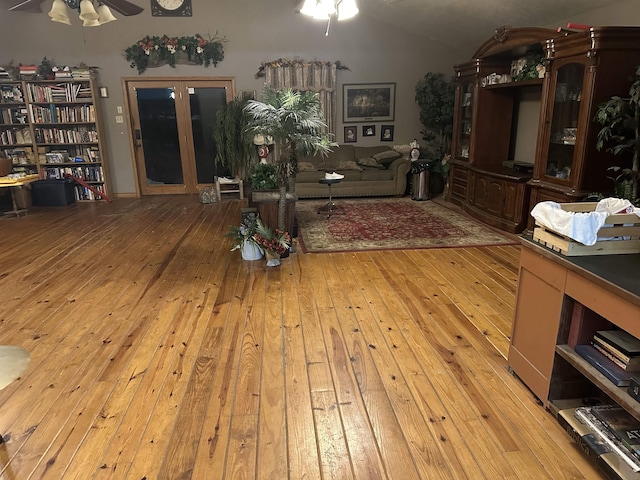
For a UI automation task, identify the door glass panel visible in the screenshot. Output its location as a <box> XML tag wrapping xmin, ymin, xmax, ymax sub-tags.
<box><xmin>188</xmin><ymin>86</ymin><xmax>228</xmax><ymax>183</ymax></box>
<box><xmin>136</xmin><ymin>87</ymin><xmax>183</xmax><ymax>185</ymax></box>
<box><xmin>545</xmin><ymin>63</ymin><xmax>584</xmax><ymax>181</ymax></box>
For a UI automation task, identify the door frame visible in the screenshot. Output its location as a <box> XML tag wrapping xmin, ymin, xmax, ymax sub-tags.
<box><xmin>122</xmin><ymin>76</ymin><xmax>235</xmax><ymax>196</ymax></box>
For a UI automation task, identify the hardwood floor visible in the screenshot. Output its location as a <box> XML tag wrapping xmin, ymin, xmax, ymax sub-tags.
<box><xmin>0</xmin><ymin>196</ymin><xmax>602</xmax><ymax>479</ymax></box>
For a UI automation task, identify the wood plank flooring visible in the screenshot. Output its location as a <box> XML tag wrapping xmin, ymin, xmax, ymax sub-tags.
<box><xmin>0</xmin><ymin>195</ymin><xmax>603</xmax><ymax>479</ymax></box>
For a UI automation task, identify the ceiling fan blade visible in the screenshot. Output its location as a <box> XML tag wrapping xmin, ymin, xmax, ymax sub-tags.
<box><xmin>7</xmin><ymin>0</ymin><xmax>45</xmax><ymax>12</ymax></box>
<box><xmin>101</xmin><ymin>0</ymin><xmax>143</xmax><ymax>16</ymax></box>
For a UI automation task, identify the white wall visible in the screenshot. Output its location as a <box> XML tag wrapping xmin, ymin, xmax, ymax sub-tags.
<box><xmin>2</xmin><ymin>0</ymin><xmax>637</xmax><ymax>194</ymax></box>
<box><xmin>0</xmin><ymin>0</ymin><xmax>460</xmax><ymax>194</ymax></box>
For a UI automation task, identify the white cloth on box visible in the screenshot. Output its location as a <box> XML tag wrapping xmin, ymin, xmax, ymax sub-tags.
<box><xmin>531</xmin><ymin>198</ymin><xmax>640</xmax><ymax>246</ymax></box>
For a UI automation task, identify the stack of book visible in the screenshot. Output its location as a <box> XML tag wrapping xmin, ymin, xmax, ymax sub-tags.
<box><xmin>559</xmin><ymin>405</ymin><xmax>640</xmax><ymax>479</ymax></box>
<box><xmin>19</xmin><ymin>65</ymin><xmax>37</xmax><ymax>79</ymax></box>
<box><xmin>575</xmin><ymin>330</ymin><xmax>640</xmax><ymax>387</ymax></box>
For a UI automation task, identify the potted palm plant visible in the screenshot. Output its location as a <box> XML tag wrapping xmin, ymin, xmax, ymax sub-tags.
<box><xmin>244</xmin><ymin>87</ymin><xmax>333</xmax><ymax>232</ymax></box>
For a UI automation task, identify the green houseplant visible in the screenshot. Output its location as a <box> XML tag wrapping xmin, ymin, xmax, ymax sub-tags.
<box><xmin>595</xmin><ymin>65</ymin><xmax>640</xmax><ymax>205</ymax></box>
<box><xmin>213</xmin><ymin>96</ymin><xmax>257</xmax><ymax>179</ymax></box>
<box><xmin>250</xmin><ymin>162</ymin><xmax>278</xmax><ymax>190</ymax></box>
<box><xmin>414</xmin><ymin>72</ymin><xmax>455</xmax><ymax>160</ymax></box>
<box><xmin>244</xmin><ymin>87</ymin><xmax>332</xmax><ymax>231</ymax></box>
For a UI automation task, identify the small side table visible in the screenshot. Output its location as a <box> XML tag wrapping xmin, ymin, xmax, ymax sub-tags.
<box><xmin>317</xmin><ymin>178</ymin><xmax>343</xmax><ymax>218</ymax></box>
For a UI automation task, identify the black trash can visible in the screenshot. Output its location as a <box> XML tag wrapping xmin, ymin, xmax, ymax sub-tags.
<box><xmin>31</xmin><ymin>178</ymin><xmax>76</xmax><ymax>206</ymax></box>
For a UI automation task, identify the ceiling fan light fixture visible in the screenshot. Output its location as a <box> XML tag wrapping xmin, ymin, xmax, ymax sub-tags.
<box><xmin>300</xmin><ymin>0</ymin><xmax>358</xmax><ymax>22</ymax></box>
<box><xmin>299</xmin><ymin>0</ymin><xmax>318</xmax><ymax>16</ymax></box>
<box><xmin>79</xmin><ymin>0</ymin><xmax>99</xmax><ymax>21</ymax></box>
<box><xmin>96</xmin><ymin>3</ymin><xmax>117</xmax><ymax>24</ymax></box>
<box><xmin>48</xmin><ymin>0</ymin><xmax>71</xmax><ymax>23</ymax></box>
<box><xmin>82</xmin><ymin>17</ymin><xmax>101</xmax><ymax>26</ymax></box>
<box><xmin>337</xmin><ymin>0</ymin><xmax>358</xmax><ymax>20</ymax></box>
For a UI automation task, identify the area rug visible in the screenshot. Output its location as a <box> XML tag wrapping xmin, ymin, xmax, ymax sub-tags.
<box><xmin>296</xmin><ymin>197</ymin><xmax>518</xmax><ymax>253</ymax></box>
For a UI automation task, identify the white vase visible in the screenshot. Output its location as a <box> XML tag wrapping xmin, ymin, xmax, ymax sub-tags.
<box><xmin>241</xmin><ymin>242</ymin><xmax>263</xmax><ymax>261</ymax></box>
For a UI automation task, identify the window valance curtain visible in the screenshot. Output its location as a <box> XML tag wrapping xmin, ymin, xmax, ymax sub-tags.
<box><xmin>256</xmin><ymin>59</ymin><xmax>346</xmax><ymax>136</ymax></box>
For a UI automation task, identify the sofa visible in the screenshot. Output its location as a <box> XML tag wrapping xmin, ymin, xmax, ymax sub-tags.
<box><xmin>294</xmin><ymin>144</ymin><xmax>411</xmax><ymax>198</ymax></box>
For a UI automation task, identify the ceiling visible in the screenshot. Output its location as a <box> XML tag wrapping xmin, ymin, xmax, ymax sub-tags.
<box><xmin>354</xmin><ymin>0</ymin><xmax>614</xmax><ymax>52</ymax></box>
<box><xmin>3</xmin><ymin>0</ymin><xmax>621</xmax><ymax>55</ymax></box>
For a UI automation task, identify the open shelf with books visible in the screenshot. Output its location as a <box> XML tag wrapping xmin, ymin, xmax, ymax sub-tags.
<box><xmin>0</xmin><ymin>75</ymin><xmax>109</xmax><ymax>202</ymax></box>
<box><xmin>0</xmin><ymin>81</ymin><xmax>38</xmax><ymax>176</ymax></box>
<box><xmin>27</xmin><ymin>78</ymin><xmax>107</xmax><ymax>201</ymax></box>
<box><xmin>508</xmin><ymin>238</ymin><xmax>640</xmax><ymax>479</ymax></box>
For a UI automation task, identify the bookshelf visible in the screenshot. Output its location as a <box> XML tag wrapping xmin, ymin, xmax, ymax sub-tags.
<box><xmin>508</xmin><ymin>239</ymin><xmax>640</xmax><ymax>478</ymax></box>
<box><xmin>0</xmin><ymin>76</ymin><xmax>109</xmax><ymax>201</ymax></box>
<box><xmin>0</xmin><ymin>81</ymin><xmax>37</xmax><ymax>176</ymax></box>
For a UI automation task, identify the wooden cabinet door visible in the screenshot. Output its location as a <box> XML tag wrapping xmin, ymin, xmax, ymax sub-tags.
<box><xmin>484</xmin><ymin>177</ymin><xmax>504</xmax><ymax>217</ymax></box>
<box><xmin>508</xmin><ymin>247</ymin><xmax>567</xmax><ymax>403</ymax></box>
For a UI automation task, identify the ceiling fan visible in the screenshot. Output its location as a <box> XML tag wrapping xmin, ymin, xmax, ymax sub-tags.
<box><xmin>6</xmin><ymin>0</ymin><xmax>143</xmax><ymax>16</ymax></box>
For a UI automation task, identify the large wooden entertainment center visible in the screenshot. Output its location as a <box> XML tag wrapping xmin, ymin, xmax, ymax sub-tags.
<box><xmin>509</xmin><ymin>240</ymin><xmax>640</xmax><ymax>411</ymax></box>
<box><xmin>448</xmin><ymin>26</ymin><xmax>640</xmax><ymax>233</ymax></box>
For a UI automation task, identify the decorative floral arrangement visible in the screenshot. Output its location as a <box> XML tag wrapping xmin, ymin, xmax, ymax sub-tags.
<box><xmin>226</xmin><ymin>215</ymin><xmax>260</xmax><ymax>251</ymax></box>
<box><xmin>255</xmin><ymin>58</ymin><xmax>349</xmax><ymax>78</ymax></box>
<box><xmin>125</xmin><ymin>33</ymin><xmax>225</xmax><ymax>74</ymax></box>
<box><xmin>253</xmin><ymin>218</ymin><xmax>291</xmax><ymax>256</ymax></box>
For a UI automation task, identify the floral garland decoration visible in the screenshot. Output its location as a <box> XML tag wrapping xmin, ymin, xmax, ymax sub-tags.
<box><xmin>125</xmin><ymin>33</ymin><xmax>226</xmax><ymax>74</ymax></box>
<box><xmin>254</xmin><ymin>58</ymin><xmax>349</xmax><ymax>79</ymax></box>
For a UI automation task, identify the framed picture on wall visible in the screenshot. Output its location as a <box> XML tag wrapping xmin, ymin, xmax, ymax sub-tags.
<box><xmin>381</xmin><ymin>125</ymin><xmax>394</xmax><ymax>142</ymax></box>
<box><xmin>344</xmin><ymin>126</ymin><xmax>357</xmax><ymax>143</ymax></box>
<box><xmin>343</xmin><ymin>83</ymin><xmax>396</xmax><ymax>123</ymax></box>
<box><xmin>362</xmin><ymin>125</ymin><xmax>375</xmax><ymax>137</ymax></box>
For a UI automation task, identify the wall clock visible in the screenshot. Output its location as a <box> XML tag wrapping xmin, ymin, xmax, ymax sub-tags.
<box><xmin>151</xmin><ymin>0</ymin><xmax>192</xmax><ymax>16</ymax></box>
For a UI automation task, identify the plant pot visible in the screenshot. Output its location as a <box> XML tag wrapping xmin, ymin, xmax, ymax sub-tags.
<box><xmin>241</xmin><ymin>241</ymin><xmax>263</xmax><ymax>261</ymax></box>
<box><xmin>265</xmin><ymin>250</ymin><xmax>281</xmax><ymax>267</ymax></box>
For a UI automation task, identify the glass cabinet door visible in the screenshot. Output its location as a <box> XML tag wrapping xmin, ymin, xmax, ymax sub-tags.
<box><xmin>456</xmin><ymin>81</ymin><xmax>473</xmax><ymax>160</ymax></box>
<box><xmin>543</xmin><ymin>63</ymin><xmax>584</xmax><ymax>182</ymax></box>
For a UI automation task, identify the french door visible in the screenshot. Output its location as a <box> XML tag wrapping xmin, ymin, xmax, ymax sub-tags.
<box><xmin>124</xmin><ymin>77</ymin><xmax>235</xmax><ymax>195</ymax></box>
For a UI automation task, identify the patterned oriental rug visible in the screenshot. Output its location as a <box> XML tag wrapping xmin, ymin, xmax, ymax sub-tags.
<box><xmin>296</xmin><ymin>197</ymin><xmax>518</xmax><ymax>253</ymax></box>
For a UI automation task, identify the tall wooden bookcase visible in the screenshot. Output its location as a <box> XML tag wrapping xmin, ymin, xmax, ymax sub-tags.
<box><xmin>0</xmin><ymin>74</ymin><xmax>109</xmax><ymax>201</ymax></box>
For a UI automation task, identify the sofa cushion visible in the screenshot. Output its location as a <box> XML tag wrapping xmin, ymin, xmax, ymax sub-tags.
<box><xmin>354</xmin><ymin>146</ymin><xmax>392</xmax><ymax>159</ymax></box>
<box><xmin>357</xmin><ymin>157</ymin><xmax>385</xmax><ymax>169</ymax></box>
<box><xmin>373</xmin><ymin>149</ymin><xmax>402</xmax><ymax>168</ymax></box>
<box><xmin>361</xmin><ymin>168</ymin><xmax>394</xmax><ymax>181</ymax></box>
<box><xmin>298</xmin><ymin>161</ymin><xmax>317</xmax><ymax>172</ymax></box>
<box><xmin>334</xmin><ymin>160</ymin><xmax>362</xmax><ymax>171</ymax></box>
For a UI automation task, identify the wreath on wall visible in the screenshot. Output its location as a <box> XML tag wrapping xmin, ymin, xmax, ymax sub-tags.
<box><xmin>124</xmin><ymin>33</ymin><xmax>226</xmax><ymax>74</ymax></box>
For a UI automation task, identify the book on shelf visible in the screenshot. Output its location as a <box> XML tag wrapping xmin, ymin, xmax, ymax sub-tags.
<box><xmin>595</xmin><ymin>331</ymin><xmax>640</xmax><ymax>363</ymax></box>
<box><xmin>593</xmin><ymin>343</ymin><xmax>640</xmax><ymax>372</ymax></box>
<box><xmin>575</xmin><ymin>407</ymin><xmax>640</xmax><ymax>474</ymax></box>
<box><xmin>559</xmin><ymin>407</ymin><xmax>640</xmax><ymax>479</ymax></box>
<box><xmin>592</xmin><ymin>405</ymin><xmax>640</xmax><ymax>457</ymax></box>
<box><xmin>575</xmin><ymin>344</ymin><xmax>635</xmax><ymax>387</ymax></box>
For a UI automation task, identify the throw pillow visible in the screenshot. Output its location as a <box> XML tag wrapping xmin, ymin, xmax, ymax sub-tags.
<box><xmin>297</xmin><ymin>161</ymin><xmax>317</xmax><ymax>172</ymax></box>
<box><xmin>373</xmin><ymin>150</ymin><xmax>401</xmax><ymax>161</ymax></box>
<box><xmin>357</xmin><ymin>157</ymin><xmax>385</xmax><ymax>169</ymax></box>
<box><xmin>373</xmin><ymin>149</ymin><xmax>401</xmax><ymax>167</ymax></box>
<box><xmin>336</xmin><ymin>160</ymin><xmax>363</xmax><ymax>171</ymax></box>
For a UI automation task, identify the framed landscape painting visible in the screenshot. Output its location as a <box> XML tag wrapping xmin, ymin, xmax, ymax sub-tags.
<box><xmin>343</xmin><ymin>83</ymin><xmax>396</xmax><ymax>123</ymax></box>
